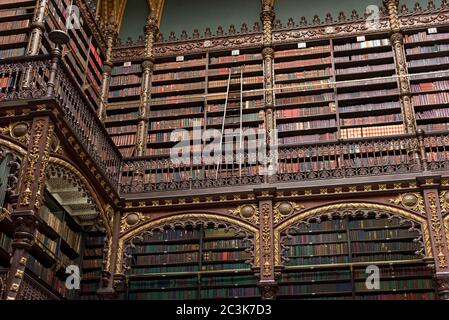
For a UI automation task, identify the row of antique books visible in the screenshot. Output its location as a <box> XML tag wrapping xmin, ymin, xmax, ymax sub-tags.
<box><xmin>340</xmin><ymin>114</ymin><xmax>402</xmax><ymax>126</ymax></box>
<box><xmin>405</xmin><ymin>31</ymin><xmax>449</xmax><ymax>44</ymax></box>
<box><xmin>340</xmin><ymin>124</ymin><xmax>405</xmax><ymax>139</ymax></box>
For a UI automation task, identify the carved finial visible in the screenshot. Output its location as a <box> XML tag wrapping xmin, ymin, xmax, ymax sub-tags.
<box><xmin>400</xmin><ymin>4</ymin><xmax>409</xmax><ymax>13</ymax></box>
<box><xmin>414</xmin><ymin>2</ymin><xmax>422</xmax><ymax>12</ymax></box>
<box><xmin>253</xmin><ymin>22</ymin><xmax>261</xmax><ymax>32</ymax></box>
<box><xmin>325</xmin><ymin>13</ymin><xmax>333</xmax><ymax>23</ymax></box>
<box><xmin>137</xmin><ymin>35</ymin><xmax>145</xmax><ymax>45</ymax></box>
<box><xmin>216</xmin><ymin>26</ymin><xmax>224</xmax><ymax>36</ymax></box>
<box><xmin>351</xmin><ymin>9</ymin><xmax>359</xmax><ymax>20</ymax></box>
<box><xmin>116</xmin><ymin>37</ymin><xmax>122</xmax><ymax>46</ymax></box>
<box><xmin>228</xmin><ymin>24</ymin><xmax>236</xmax><ymax>35</ymax></box>
<box><xmin>338</xmin><ymin>12</ymin><xmax>346</xmax><ymax>22</ymax></box>
<box><xmin>125</xmin><ymin>37</ymin><xmax>133</xmax><ymax>46</ymax></box>
<box><xmin>428</xmin><ymin>0</ymin><xmax>436</xmax><ymax>10</ymax></box>
<box><xmin>442</xmin><ymin>0</ymin><xmax>449</xmax><ymax>9</ymax></box>
<box><xmin>287</xmin><ymin>18</ymin><xmax>295</xmax><ymax>28</ymax></box>
<box><xmin>205</xmin><ymin>27</ymin><xmax>212</xmax><ymax>37</ymax></box>
<box><xmin>241</xmin><ymin>23</ymin><xmax>248</xmax><ymax>33</ymax></box>
<box><xmin>180</xmin><ymin>30</ymin><xmax>188</xmax><ymax>40</ymax></box>
<box><xmin>274</xmin><ymin>19</ymin><xmax>282</xmax><ymax>29</ymax></box>
<box><xmin>299</xmin><ymin>16</ymin><xmax>307</xmax><ymax>26</ymax></box>
<box><xmin>312</xmin><ymin>14</ymin><xmax>320</xmax><ymax>25</ymax></box>
<box><xmin>168</xmin><ymin>31</ymin><xmax>176</xmax><ymax>41</ymax></box>
<box><xmin>157</xmin><ymin>32</ymin><xmax>164</xmax><ymax>42</ymax></box>
<box><xmin>192</xmin><ymin>29</ymin><xmax>200</xmax><ymax>39</ymax></box>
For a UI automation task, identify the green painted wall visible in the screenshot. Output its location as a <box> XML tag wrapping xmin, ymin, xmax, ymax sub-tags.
<box><xmin>159</xmin><ymin>0</ymin><xmax>260</xmax><ymax>37</ymax></box>
<box><xmin>275</xmin><ymin>0</ymin><xmax>443</xmax><ymax>23</ymax></box>
<box><xmin>119</xmin><ymin>0</ymin><xmax>150</xmax><ymax>40</ymax></box>
<box><xmin>119</xmin><ymin>0</ymin><xmax>443</xmax><ymax>40</ymax></box>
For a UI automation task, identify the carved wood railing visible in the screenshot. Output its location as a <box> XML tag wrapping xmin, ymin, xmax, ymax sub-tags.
<box><xmin>3</xmin><ymin>57</ymin><xmax>449</xmax><ymax>195</ymax></box>
<box><xmin>0</xmin><ymin>55</ymin><xmax>122</xmax><ymax>188</ymax></box>
<box><xmin>119</xmin><ymin>134</ymin><xmax>433</xmax><ymax>194</ymax></box>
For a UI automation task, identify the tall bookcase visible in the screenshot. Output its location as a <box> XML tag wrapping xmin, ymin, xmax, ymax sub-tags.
<box><xmin>125</xmin><ymin>226</ymin><xmax>259</xmax><ymax>300</ymax></box>
<box><xmin>26</xmin><ymin>190</ymin><xmax>84</xmax><ymax>299</ymax></box>
<box><xmin>405</xmin><ymin>25</ymin><xmax>449</xmax><ymax>133</ymax></box>
<box><xmin>278</xmin><ymin>214</ymin><xmax>435</xmax><ymax>300</ymax></box>
<box><xmin>333</xmin><ymin>33</ymin><xmax>403</xmax><ymax>139</ymax></box>
<box><xmin>106</xmin><ymin>61</ymin><xmax>142</xmax><ymax>157</ymax></box>
<box><xmin>0</xmin><ymin>0</ymin><xmax>33</xmax><ymax>59</ymax></box>
<box><xmin>274</xmin><ymin>39</ymin><xmax>337</xmax><ymax>145</ymax></box>
<box><xmin>79</xmin><ymin>231</ymin><xmax>106</xmax><ymax>300</ymax></box>
<box><xmin>41</xmin><ymin>0</ymin><xmax>104</xmax><ymax>108</ymax></box>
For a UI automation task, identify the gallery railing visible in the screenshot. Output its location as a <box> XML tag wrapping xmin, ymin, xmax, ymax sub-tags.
<box><xmin>0</xmin><ymin>55</ymin><xmax>121</xmax><ymax>188</ymax></box>
<box><xmin>120</xmin><ymin>133</ymin><xmax>446</xmax><ymax>194</ymax></box>
<box><xmin>2</xmin><ymin>57</ymin><xmax>449</xmax><ymax>195</ymax></box>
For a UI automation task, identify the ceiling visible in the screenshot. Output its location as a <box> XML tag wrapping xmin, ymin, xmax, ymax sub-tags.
<box><xmin>97</xmin><ymin>0</ymin><xmax>440</xmax><ymax>40</ymax></box>
<box><xmin>46</xmin><ymin>176</ymin><xmax>99</xmax><ymax>228</ymax></box>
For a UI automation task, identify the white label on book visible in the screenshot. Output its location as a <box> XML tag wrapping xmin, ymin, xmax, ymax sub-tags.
<box><xmin>176</xmin><ymin>55</ymin><xmax>184</xmax><ymax>62</ymax></box>
<box><xmin>297</xmin><ymin>42</ymin><xmax>307</xmax><ymax>48</ymax></box>
<box><xmin>231</xmin><ymin>49</ymin><xmax>240</xmax><ymax>56</ymax></box>
<box><xmin>357</xmin><ymin>36</ymin><xmax>366</xmax><ymax>42</ymax></box>
<box><xmin>123</xmin><ymin>61</ymin><xmax>131</xmax><ymax>67</ymax></box>
<box><xmin>428</xmin><ymin>27</ymin><xmax>438</xmax><ymax>34</ymax></box>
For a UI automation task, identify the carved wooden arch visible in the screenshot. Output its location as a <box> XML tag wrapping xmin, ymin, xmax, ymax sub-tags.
<box><xmin>116</xmin><ymin>212</ymin><xmax>259</xmax><ymax>274</ymax></box>
<box><xmin>0</xmin><ymin>140</ymin><xmax>21</xmax><ymax>216</ymax></box>
<box><xmin>273</xmin><ymin>202</ymin><xmax>432</xmax><ymax>266</ymax></box>
<box><xmin>444</xmin><ymin>215</ymin><xmax>449</xmax><ymax>252</ymax></box>
<box><xmin>0</xmin><ymin>138</ymin><xmax>112</xmax><ymax>235</ymax></box>
<box><xmin>47</xmin><ymin>156</ymin><xmax>113</xmax><ymax>236</ymax></box>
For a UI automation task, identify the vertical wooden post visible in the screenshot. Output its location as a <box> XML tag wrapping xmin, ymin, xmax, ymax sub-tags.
<box><xmin>98</xmin><ymin>209</ymin><xmax>120</xmax><ymax>299</ymax></box>
<box><xmin>22</xmin><ymin>0</ymin><xmax>49</xmax><ymax>88</ymax></box>
<box><xmin>257</xmin><ymin>189</ymin><xmax>277</xmax><ymax>299</ymax></box>
<box><xmin>3</xmin><ymin>117</ymin><xmax>54</xmax><ymax>300</ymax></box>
<box><xmin>421</xmin><ymin>178</ymin><xmax>449</xmax><ymax>300</ymax></box>
<box><xmin>98</xmin><ymin>18</ymin><xmax>118</xmax><ymax>122</ymax></box>
<box><xmin>260</xmin><ymin>0</ymin><xmax>276</xmax><ymax>179</ymax></box>
<box><xmin>135</xmin><ymin>13</ymin><xmax>158</xmax><ymax>157</ymax></box>
<box><xmin>383</xmin><ymin>0</ymin><xmax>416</xmax><ymax>133</ymax></box>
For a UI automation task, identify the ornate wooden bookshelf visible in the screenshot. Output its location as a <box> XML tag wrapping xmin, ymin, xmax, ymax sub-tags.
<box><xmin>277</xmin><ymin>214</ymin><xmax>435</xmax><ymax>300</ymax></box>
<box><xmin>40</xmin><ymin>0</ymin><xmax>104</xmax><ymax>110</ymax></box>
<box><xmin>124</xmin><ymin>226</ymin><xmax>258</xmax><ymax>300</ymax></box>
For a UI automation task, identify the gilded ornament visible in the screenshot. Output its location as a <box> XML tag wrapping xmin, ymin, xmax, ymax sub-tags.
<box><xmin>440</xmin><ymin>191</ymin><xmax>449</xmax><ymax>212</ymax></box>
<box><xmin>261</xmin><ymin>203</ymin><xmax>272</xmax><ymax>278</ymax></box>
<box><xmin>230</xmin><ymin>204</ymin><xmax>259</xmax><ymax>225</ymax></box>
<box><xmin>428</xmin><ymin>192</ymin><xmax>448</xmax><ymax>269</ymax></box>
<box><xmin>390</xmin><ymin>193</ymin><xmax>425</xmax><ymax>214</ymax></box>
<box><xmin>121</xmin><ymin>212</ymin><xmax>150</xmax><ymax>234</ymax></box>
<box><xmin>273</xmin><ymin>202</ymin><xmax>304</xmax><ymax>224</ymax></box>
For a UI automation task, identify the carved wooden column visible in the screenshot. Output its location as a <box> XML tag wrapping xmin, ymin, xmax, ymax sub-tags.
<box><xmin>421</xmin><ymin>178</ymin><xmax>449</xmax><ymax>300</ymax></box>
<box><xmin>134</xmin><ymin>14</ymin><xmax>158</xmax><ymax>157</ymax></box>
<box><xmin>98</xmin><ymin>209</ymin><xmax>120</xmax><ymax>299</ymax></box>
<box><xmin>260</xmin><ymin>1</ymin><xmax>276</xmax><ymax>164</ymax></box>
<box><xmin>98</xmin><ymin>18</ymin><xmax>118</xmax><ymax>122</ymax></box>
<box><xmin>257</xmin><ymin>189</ymin><xmax>277</xmax><ymax>299</ymax></box>
<box><xmin>3</xmin><ymin>117</ymin><xmax>54</xmax><ymax>300</ymax></box>
<box><xmin>26</xmin><ymin>0</ymin><xmax>48</xmax><ymax>56</ymax></box>
<box><xmin>383</xmin><ymin>0</ymin><xmax>416</xmax><ymax>133</ymax></box>
<box><xmin>22</xmin><ymin>0</ymin><xmax>49</xmax><ymax>87</ymax></box>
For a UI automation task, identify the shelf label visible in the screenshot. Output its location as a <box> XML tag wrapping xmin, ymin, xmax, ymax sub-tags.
<box><xmin>297</xmin><ymin>42</ymin><xmax>307</xmax><ymax>49</ymax></box>
<box><xmin>428</xmin><ymin>27</ymin><xmax>438</xmax><ymax>34</ymax></box>
<box><xmin>231</xmin><ymin>49</ymin><xmax>240</xmax><ymax>56</ymax></box>
<box><xmin>176</xmin><ymin>55</ymin><xmax>184</xmax><ymax>62</ymax></box>
<box><xmin>123</xmin><ymin>61</ymin><xmax>131</xmax><ymax>67</ymax></box>
<box><xmin>356</xmin><ymin>36</ymin><xmax>366</xmax><ymax>42</ymax></box>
